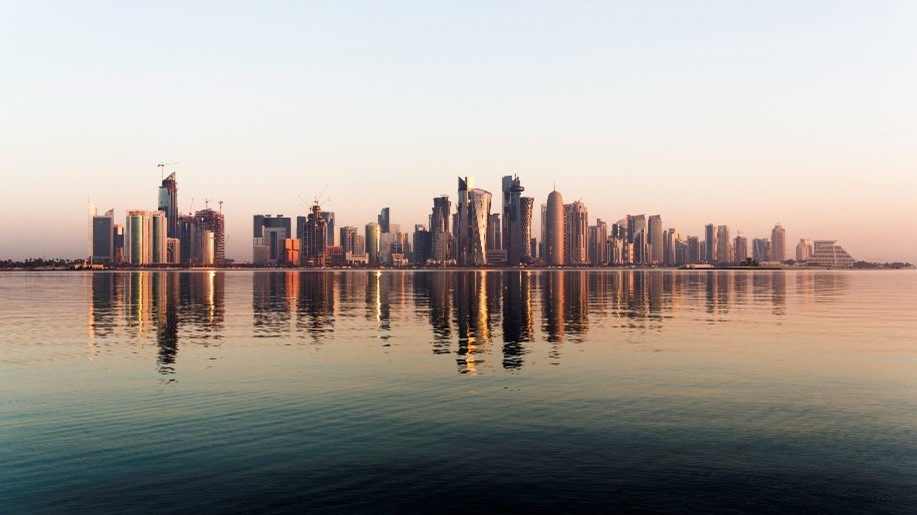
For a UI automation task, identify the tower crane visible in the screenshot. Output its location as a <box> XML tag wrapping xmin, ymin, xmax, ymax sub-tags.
<box><xmin>157</xmin><ymin>162</ymin><xmax>178</xmax><ymax>179</ymax></box>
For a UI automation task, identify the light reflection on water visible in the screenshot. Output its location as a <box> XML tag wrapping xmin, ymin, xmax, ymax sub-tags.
<box><xmin>1</xmin><ymin>270</ymin><xmax>915</xmax><ymax>512</ymax></box>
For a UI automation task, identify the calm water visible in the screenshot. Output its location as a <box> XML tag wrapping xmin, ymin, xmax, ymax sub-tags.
<box><xmin>1</xmin><ymin>270</ymin><xmax>915</xmax><ymax>512</ymax></box>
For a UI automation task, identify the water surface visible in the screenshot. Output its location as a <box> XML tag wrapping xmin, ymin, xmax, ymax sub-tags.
<box><xmin>1</xmin><ymin>270</ymin><xmax>915</xmax><ymax>512</ymax></box>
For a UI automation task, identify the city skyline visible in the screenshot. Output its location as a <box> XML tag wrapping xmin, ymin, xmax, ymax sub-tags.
<box><xmin>2</xmin><ymin>2</ymin><xmax>916</xmax><ymax>262</ymax></box>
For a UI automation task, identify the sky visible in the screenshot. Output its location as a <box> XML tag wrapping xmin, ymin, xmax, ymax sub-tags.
<box><xmin>1</xmin><ymin>1</ymin><xmax>915</xmax><ymax>263</ymax></box>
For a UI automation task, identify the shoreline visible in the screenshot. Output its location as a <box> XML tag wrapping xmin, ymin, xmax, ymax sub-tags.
<box><xmin>2</xmin><ymin>265</ymin><xmax>911</xmax><ymax>272</ymax></box>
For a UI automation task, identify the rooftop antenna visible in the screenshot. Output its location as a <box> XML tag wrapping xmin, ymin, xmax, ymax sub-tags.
<box><xmin>218</xmin><ymin>200</ymin><xmax>223</xmax><ymax>214</ymax></box>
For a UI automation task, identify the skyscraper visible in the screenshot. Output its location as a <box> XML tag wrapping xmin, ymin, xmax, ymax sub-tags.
<box><xmin>564</xmin><ymin>200</ymin><xmax>588</xmax><ymax>265</ymax></box>
<box><xmin>365</xmin><ymin>222</ymin><xmax>381</xmax><ymax>266</ymax></box>
<box><xmin>544</xmin><ymin>189</ymin><xmax>564</xmax><ymax>266</ymax></box>
<box><xmin>468</xmin><ymin>188</ymin><xmax>492</xmax><ymax>266</ymax></box>
<box><xmin>771</xmin><ymin>223</ymin><xmax>786</xmax><ymax>262</ymax></box>
<box><xmin>125</xmin><ymin>210</ymin><xmax>151</xmax><ymax>265</ymax></box>
<box><xmin>734</xmin><ymin>235</ymin><xmax>748</xmax><ymax>263</ymax></box>
<box><xmin>455</xmin><ymin>177</ymin><xmax>472</xmax><ymax>264</ymax></box>
<box><xmin>588</xmin><ymin>219</ymin><xmax>608</xmax><ymax>265</ymax></box>
<box><xmin>752</xmin><ymin>238</ymin><xmax>771</xmax><ymax>262</ymax></box>
<box><xmin>340</xmin><ymin>226</ymin><xmax>357</xmax><ymax>256</ymax></box>
<box><xmin>150</xmin><ymin>211</ymin><xmax>167</xmax><ymax>264</ymax></box>
<box><xmin>796</xmin><ymin>239</ymin><xmax>812</xmax><ymax>262</ymax></box>
<box><xmin>323</xmin><ymin>211</ymin><xmax>336</xmax><ymax>247</ymax></box>
<box><xmin>302</xmin><ymin>203</ymin><xmax>328</xmax><ymax>267</ymax></box>
<box><xmin>504</xmin><ymin>176</ymin><xmax>534</xmax><ymax>265</ymax></box>
<box><xmin>648</xmin><ymin>215</ymin><xmax>663</xmax><ymax>265</ymax></box>
<box><xmin>430</xmin><ymin>195</ymin><xmax>452</xmax><ymax>263</ymax></box>
<box><xmin>91</xmin><ymin>209</ymin><xmax>114</xmax><ymax>264</ymax></box>
<box><xmin>378</xmin><ymin>207</ymin><xmax>390</xmax><ymax>234</ymax></box>
<box><xmin>705</xmin><ymin>224</ymin><xmax>717</xmax><ymax>264</ymax></box>
<box><xmin>254</xmin><ymin>214</ymin><xmax>291</xmax><ymax>265</ymax></box>
<box><xmin>716</xmin><ymin>225</ymin><xmax>731</xmax><ymax>263</ymax></box>
<box><xmin>487</xmin><ymin>213</ymin><xmax>501</xmax><ymax>251</ymax></box>
<box><xmin>158</xmin><ymin>173</ymin><xmax>179</xmax><ymax>239</ymax></box>
<box><xmin>686</xmin><ymin>236</ymin><xmax>701</xmax><ymax>264</ymax></box>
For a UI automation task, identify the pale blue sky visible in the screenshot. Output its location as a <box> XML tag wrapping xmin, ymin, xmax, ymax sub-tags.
<box><xmin>1</xmin><ymin>1</ymin><xmax>915</xmax><ymax>262</ymax></box>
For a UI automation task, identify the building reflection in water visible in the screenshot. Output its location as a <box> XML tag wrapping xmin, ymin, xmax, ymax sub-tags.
<box><xmin>502</xmin><ymin>271</ymin><xmax>532</xmax><ymax>370</ymax></box>
<box><xmin>92</xmin><ymin>270</ymin><xmax>851</xmax><ymax>375</ymax></box>
<box><xmin>89</xmin><ymin>271</ymin><xmax>224</xmax><ymax>375</ymax></box>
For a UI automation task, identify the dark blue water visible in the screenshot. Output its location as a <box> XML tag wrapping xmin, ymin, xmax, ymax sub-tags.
<box><xmin>1</xmin><ymin>270</ymin><xmax>915</xmax><ymax>512</ymax></box>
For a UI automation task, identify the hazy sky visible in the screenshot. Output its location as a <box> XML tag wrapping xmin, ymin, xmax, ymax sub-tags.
<box><xmin>1</xmin><ymin>1</ymin><xmax>915</xmax><ymax>262</ymax></box>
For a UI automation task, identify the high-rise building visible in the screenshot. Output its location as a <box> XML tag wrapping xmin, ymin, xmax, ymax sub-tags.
<box><xmin>686</xmin><ymin>236</ymin><xmax>701</xmax><ymax>264</ymax></box>
<box><xmin>809</xmin><ymin>240</ymin><xmax>855</xmax><ymax>268</ymax></box>
<box><xmin>705</xmin><ymin>224</ymin><xmax>717</xmax><ymax>264</ymax></box>
<box><xmin>125</xmin><ymin>210</ymin><xmax>152</xmax><ymax>265</ymax></box>
<box><xmin>430</xmin><ymin>195</ymin><xmax>452</xmax><ymax>263</ymax></box>
<box><xmin>455</xmin><ymin>177</ymin><xmax>472</xmax><ymax>264</ymax></box>
<box><xmin>378</xmin><ymin>207</ymin><xmax>390</xmax><ymax>234</ymax></box>
<box><xmin>112</xmin><ymin>224</ymin><xmax>125</xmax><ymax>264</ymax></box>
<box><xmin>752</xmin><ymin>238</ymin><xmax>771</xmax><ymax>262</ymax></box>
<box><xmin>503</xmin><ymin>176</ymin><xmax>534</xmax><ymax>265</ymax></box>
<box><xmin>663</xmin><ymin>227</ymin><xmax>678</xmax><ymax>266</ymax></box>
<box><xmin>254</xmin><ymin>214</ymin><xmax>290</xmax><ymax>266</ymax></box>
<box><xmin>365</xmin><ymin>222</ymin><xmax>381</xmax><ymax>266</ymax></box>
<box><xmin>648</xmin><ymin>215</ymin><xmax>663</xmax><ymax>265</ymax></box>
<box><xmin>196</xmin><ymin>208</ymin><xmax>225</xmax><ymax>266</ymax></box>
<box><xmin>150</xmin><ymin>211</ymin><xmax>167</xmax><ymax>264</ymax></box>
<box><xmin>340</xmin><ymin>226</ymin><xmax>357</xmax><ymax>255</ymax></box>
<box><xmin>487</xmin><ymin>213</ymin><xmax>501</xmax><ymax>251</ymax></box>
<box><xmin>544</xmin><ymin>189</ymin><xmax>565</xmax><ymax>266</ymax></box>
<box><xmin>796</xmin><ymin>239</ymin><xmax>813</xmax><ymax>262</ymax></box>
<box><xmin>302</xmin><ymin>203</ymin><xmax>328</xmax><ymax>267</ymax></box>
<box><xmin>501</xmin><ymin>175</ymin><xmax>513</xmax><ymax>251</ymax></box>
<box><xmin>322</xmin><ymin>211</ymin><xmax>336</xmax><ymax>247</ymax></box>
<box><xmin>158</xmin><ymin>172</ymin><xmax>179</xmax><ymax>239</ymax></box>
<box><xmin>564</xmin><ymin>200</ymin><xmax>588</xmax><ymax>265</ymax></box>
<box><xmin>91</xmin><ymin>209</ymin><xmax>114</xmax><ymax>264</ymax></box>
<box><xmin>627</xmin><ymin>214</ymin><xmax>647</xmax><ymax>264</ymax></box>
<box><xmin>771</xmin><ymin>224</ymin><xmax>786</xmax><ymax>262</ymax></box>
<box><xmin>588</xmin><ymin>219</ymin><xmax>608</xmax><ymax>265</ymax></box>
<box><xmin>412</xmin><ymin>224</ymin><xmax>432</xmax><ymax>265</ymax></box>
<box><xmin>734</xmin><ymin>235</ymin><xmax>748</xmax><ymax>263</ymax></box>
<box><xmin>716</xmin><ymin>225</ymin><xmax>731</xmax><ymax>263</ymax></box>
<box><xmin>467</xmin><ymin>188</ymin><xmax>492</xmax><ymax>266</ymax></box>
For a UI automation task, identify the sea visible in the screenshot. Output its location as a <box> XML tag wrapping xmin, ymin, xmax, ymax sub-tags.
<box><xmin>1</xmin><ymin>269</ymin><xmax>915</xmax><ymax>512</ymax></box>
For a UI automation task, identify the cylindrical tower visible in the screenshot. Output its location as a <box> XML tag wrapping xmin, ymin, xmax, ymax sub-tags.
<box><xmin>545</xmin><ymin>190</ymin><xmax>564</xmax><ymax>266</ymax></box>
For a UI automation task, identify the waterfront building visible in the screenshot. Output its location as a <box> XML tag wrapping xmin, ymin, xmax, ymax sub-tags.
<box><xmin>195</xmin><ymin>208</ymin><xmax>225</xmax><ymax>266</ymax></box>
<box><xmin>302</xmin><ymin>203</ymin><xmax>328</xmax><ymax>267</ymax></box>
<box><xmin>323</xmin><ymin>212</ymin><xmax>336</xmax><ymax>247</ymax></box>
<box><xmin>365</xmin><ymin>222</ymin><xmax>381</xmax><ymax>266</ymax></box>
<box><xmin>752</xmin><ymin>238</ymin><xmax>771</xmax><ymax>262</ymax></box>
<box><xmin>150</xmin><ymin>211</ymin><xmax>167</xmax><ymax>264</ymax></box>
<box><xmin>91</xmin><ymin>209</ymin><xmax>114</xmax><ymax>264</ymax></box>
<box><xmin>253</xmin><ymin>214</ymin><xmax>290</xmax><ymax>266</ymax></box>
<box><xmin>663</xmin><ymin>227</ymin><xmax>678</xmax><ymax>266</ymax></box>
<box><xmin>796</xmin><ymin>239</ymin><xmax>812</xmax><ymax>262</ymax></box>
<box><xmin>502</xmin><ymin>176</ymin><xmax>534</xmax><ymax>265</ymax></box>
<box><xmin>125</xmin><ymin>210</ymin><xmax>152</xmax><ymax>265</ymax></box>
<box><xmin>648</xmin><ymin>215</ymin><xmax>663</xmax><ymax>265</ymax></box>
<box><xmin>705</xmin><ymin>224</ymin><xmax>717</xmax><ymax>264</ymax></box>
<box><xmin>113</xmin><ymin>224</ymin><xmax>125</xmax><ymax>264</ymax></box>
<box><xmin>340</xmin><ymin>226</ymin><xmax>357</xmax><ymax>255</ymax></box>
<box><xmin>430</xmin><ymin>195</ymin><xmax>452</xmax><ymax>263</ymax></box>
<box><xmin>158</xmin><ymin>172</ymin><xmax>180</xmax><ymax>239</ymax></box>
<box><xmin>544</xmin><ymin>189</ymin><xmax>565</xmax><ymax>266</ymax></box>
<box><xmin>468</xmin><ymin>188</ymin><xmax>492</xmax><ymax>266</ymax></box>
<box><xmin>564</xmin><ymin>200</ymin><xmax>588</xmax><ymax>265</ymax></box>
<box><xmin>588</xmin><ymin>219</ymin><xmax>608</xmax><ymax>265</ymax></box>
<box><xmin>734</xmin><ymin>235</ymin><xmax>748</xmax><ymax>263</ymax></box>
<box><xmin>716</xmin><ymin>225</ymin><xmax>731</xmax><ymax>264</ymax></box>
<box><xmin>487</xmin><ymin>213</ymin><xmax>501</xmax><ymax>251</ymax></box>
<box><xmin>413</xmin><ymin>225</ymin><xmax>432</xmax><ymax>265</ymax></box>
<box><xmin>686</xmin><ymin>236</ymin><xmax>701</xmax><ymax>264</ymax></box>
<box><xmin>378</xmin><ymin>208</ymin><xmax>390</xmax><ymax>234</ymax></box>
<box><xmin>771</xmin><ymin>223</ymin><xmax>786</xmax><ymax>262</ymax></box>
<box><xmin>809</xmin><ymin>240</ymin><xmax>855</xmax><ymax>268</ymax></box>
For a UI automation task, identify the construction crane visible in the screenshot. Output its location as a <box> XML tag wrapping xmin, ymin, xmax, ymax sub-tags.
<box><xmin>204</xmin><ymin>199</ymin><xmax>212</xmax><ymax>210</ymax></box>
<box><xmin>157</xmin><ymin>162</ymin><xmax>178</xmax><ymax>179</ymax></box>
